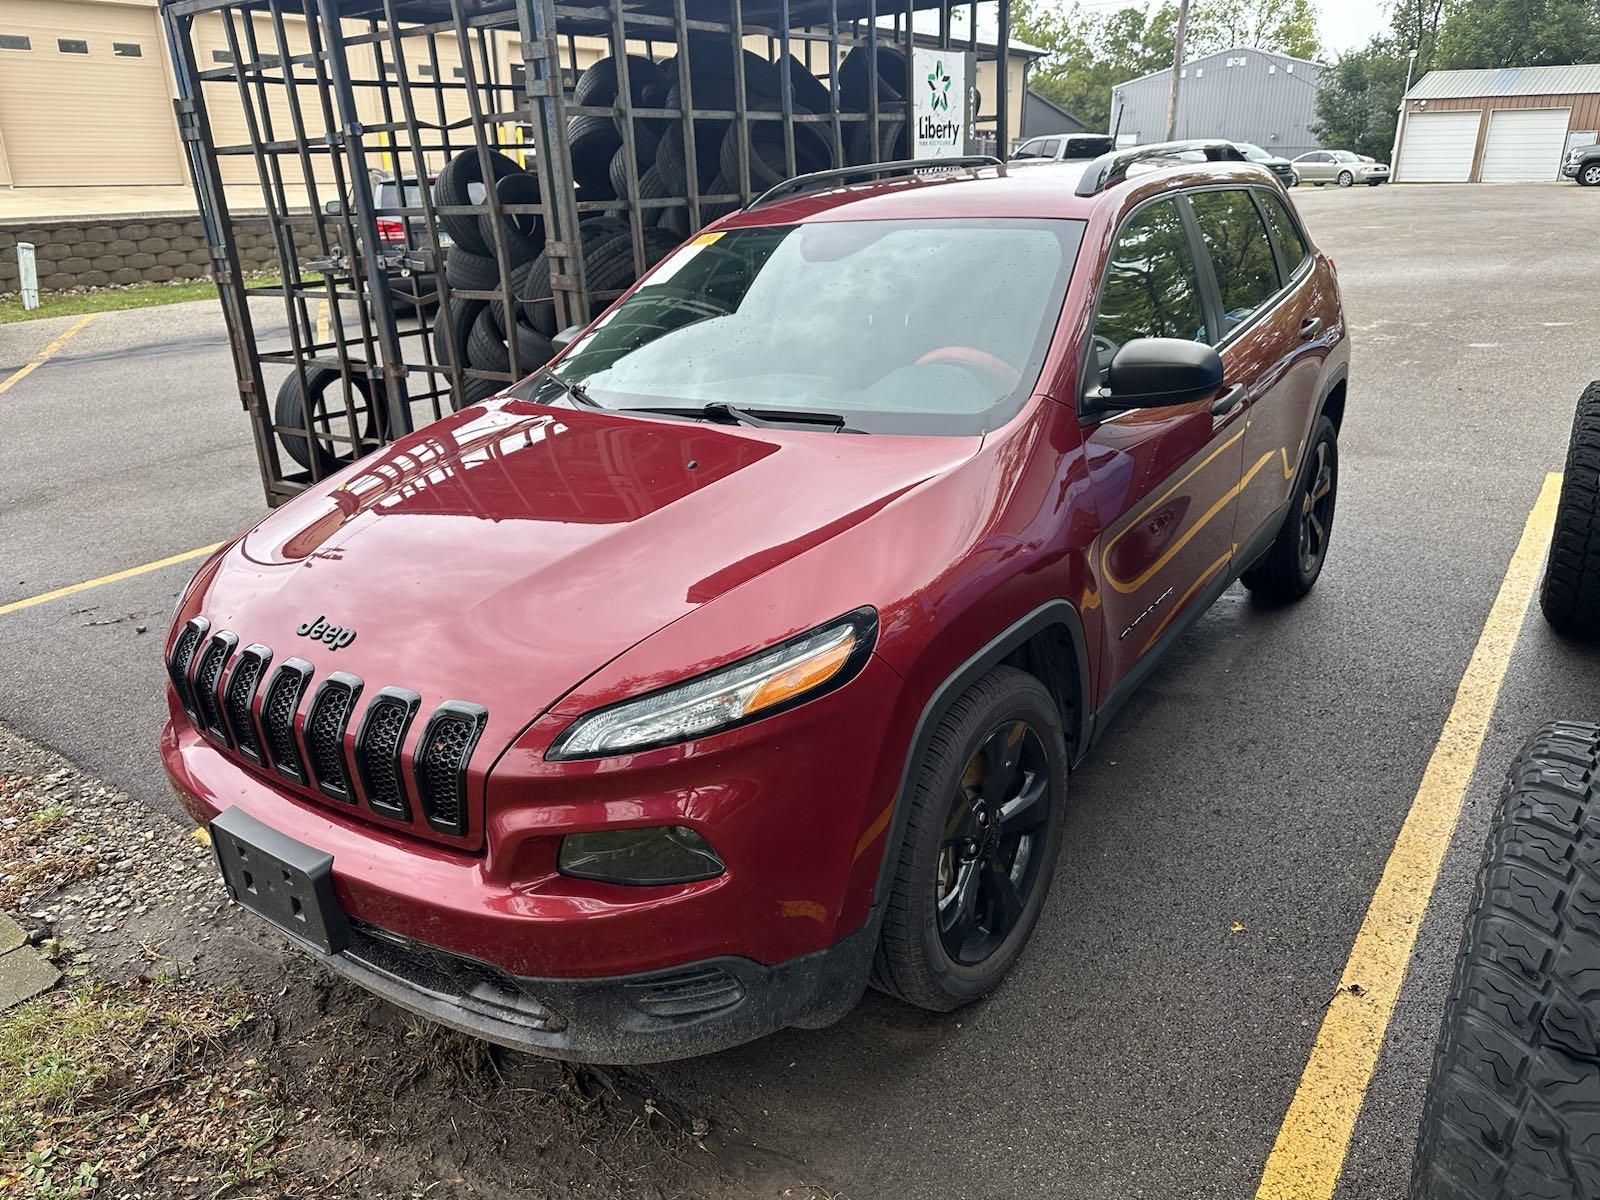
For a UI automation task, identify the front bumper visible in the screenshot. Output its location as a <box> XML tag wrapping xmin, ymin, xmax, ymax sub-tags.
<box><xmin>1564</xmin><ymin>162</ymin><xmax>1582</xmax><ymax>178</ymax></box>
<box><xmin>239</xmin><ymin>901</ymin><xmax>875</xmax><ymax>1063</ymax></box>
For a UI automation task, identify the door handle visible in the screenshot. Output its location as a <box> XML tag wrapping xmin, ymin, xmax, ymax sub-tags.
<box><xmin>1211</xmin><ymin>383</ymin><xmax>1247</xmax><ymax>417</ymax></box>
<box><xmin>1299</xmin><ymin>316</ymin><xmax>1325</xmax><ymax>342</ymax></box>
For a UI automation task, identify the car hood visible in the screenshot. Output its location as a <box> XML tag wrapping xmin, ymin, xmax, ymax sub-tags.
<box><xmin>200</xmin><ymin>399</ymin><xmax>977</xmax><ymax>731</ymax></box>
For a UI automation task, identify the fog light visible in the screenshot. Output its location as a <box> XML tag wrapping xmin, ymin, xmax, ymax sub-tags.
<box><xmin>558</xmin><ymin>827</ymin><xmax>724</xmax><ymax>885</ymax></box>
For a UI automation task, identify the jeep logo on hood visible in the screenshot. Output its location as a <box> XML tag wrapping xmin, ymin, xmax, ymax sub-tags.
<box><xmin>296</xmin><ymin>615</ymin><xmax>356</xmax><ymax>650</ymax></box>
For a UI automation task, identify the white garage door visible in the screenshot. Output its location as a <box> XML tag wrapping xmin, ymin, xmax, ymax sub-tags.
<box><xmin>1397</xmin><ymin>111</ymin><xmax>1481</xmax><ymax>183</ymax></box>
<box><xmin>0</xmin><ymin>0</ymin><xmax>184</xmax><ymax>186</ymax></box>
<box><xmin>1480</xmin><ymin>108</ymin><xmax>1572</xmax><ymax>182</ymax></box>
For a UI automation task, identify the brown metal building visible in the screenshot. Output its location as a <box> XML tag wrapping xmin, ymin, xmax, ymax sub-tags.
<box><xmin>1393</xmin><ymin>65</ymin><xmax>1600</xmax><ymax>183</ymax></box>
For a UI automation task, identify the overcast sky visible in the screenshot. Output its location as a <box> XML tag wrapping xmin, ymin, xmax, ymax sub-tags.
<box><xmin>1317</xmin><ymin>0</ymin><xmax>1388</xmax><ymax>52</ymax></box>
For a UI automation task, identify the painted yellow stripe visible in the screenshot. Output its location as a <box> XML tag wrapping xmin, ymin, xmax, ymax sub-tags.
<box><xmin>0</xmin><ymin>543</ymin><xmax>224</xmax><ymax>618</ymax></box>
<box><xmin>315</xmin><ymin>300</ymin><xmax>330</xmax><ymax>345</ymax></box>
<box><xmin>1255</xmin><ymin>471</ymin><xmax>1564</xmax><ymax>1200</ymax></box>
<box><xmin>0</xmin><ymin>314</ymin><xmax>97</xmax><ymax>396</ymax></box>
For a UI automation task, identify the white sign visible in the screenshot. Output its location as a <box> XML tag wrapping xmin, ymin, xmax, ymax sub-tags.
<box><xmin>911</xmin><ymin>48</ymin><xmax>968</xmax><ymax>159</ymax></box>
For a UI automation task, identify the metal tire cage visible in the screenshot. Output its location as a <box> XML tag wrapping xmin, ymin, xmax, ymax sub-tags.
<box><xmin>159</xmin><ymin>0</ymin><xmax>1013</xmax><ymax>505</ymax></box>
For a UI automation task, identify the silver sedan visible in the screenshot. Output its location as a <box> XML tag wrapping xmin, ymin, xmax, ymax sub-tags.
<box><xmin>1294</xmin><ymin>150</ymin><xmax>1390</xmax><ymax>187</ymax></box>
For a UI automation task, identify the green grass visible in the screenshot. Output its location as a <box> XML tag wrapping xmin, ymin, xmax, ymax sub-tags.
<box><xmin>0</xmin><ymin>272</ymin><xmax>311</xmax><ymax>324</ymax></box>
<box><xmin>0</xmin><ymin>279</ymin><xmax>224</xmax><ymax>324</ymax></box>
<box><xmin>0</xmin><ymin>980</ymin><xmax>275</xmax><ymax>1197</ymax></box>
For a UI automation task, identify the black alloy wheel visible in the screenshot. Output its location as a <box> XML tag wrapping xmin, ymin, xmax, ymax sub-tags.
<box><xmin>936</xmin><ymin>720</ymin><xmax>1051</xmax><ymax>966</ymax></box>
<box><xmin>1298</xmin><ymin>439</ymin><xmax>1336</xmax><ymax>578</ymax></box>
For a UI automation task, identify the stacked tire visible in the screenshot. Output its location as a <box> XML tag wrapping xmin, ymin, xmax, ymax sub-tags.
<box><xmin>431</xmin><ymin>149</ymin><xmax>554</xmax><ymax>411</ymax></box>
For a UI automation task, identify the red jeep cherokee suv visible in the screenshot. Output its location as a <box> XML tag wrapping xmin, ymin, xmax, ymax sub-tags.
<box><xmin>163</xmin><ymin>143</ymin><xmax>1348</xmax><ymax>1062</ymax></box>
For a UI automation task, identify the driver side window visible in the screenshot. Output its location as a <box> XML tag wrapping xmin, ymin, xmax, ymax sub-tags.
<box><xmin>1092</xmin><ymin>199</ymin><xmax>1208</xmax><ymax>377</ymax></box>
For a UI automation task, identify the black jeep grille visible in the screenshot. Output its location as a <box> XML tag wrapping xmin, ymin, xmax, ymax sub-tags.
<box><xmin>357</xmin><ymin>688</ymin><xmax>419</xmax><ymax>820</ymax></box>
<box><xmin>306</xmin><ymin>674</ymin><xmax>362</xmax><ymax>803</ymax></box>
<box><xmin>261</xmin><ymin>659</ymin><xmax>314</xmax><ymax>784</ymax></box>
<box><xmin>166</xmin><ymin>617</ymin><xmax>209</xmax><ymax>720</ymax></box>
<box><xmin>175</xmin><ymin>619</ymin><xmax>486</xmax><ymax>846</ymax></box>
<box><xmin>222</xmin><ymin>644</ymin><xmax>271</xmax><ymax>764</ymax></box>
<box><xmin>415</xmin><ymin>702</ymin><xmax>487</xmax><ymax>837</ymax></box>
<box><xmin>191</xmin><ymin>632</ymin><xmax>237</xmax><ymax>744</ymax></box>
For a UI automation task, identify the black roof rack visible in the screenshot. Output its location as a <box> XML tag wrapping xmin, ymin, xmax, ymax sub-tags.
<box><xmin>1074</xmin><ymin>140</ymin><xmax>1247</xmax><ymax>197</ymax></box>
<box><xmin>747</xmin><ymin>156</ymin><xmax>1005</xmax><ymax>210</ymax></box>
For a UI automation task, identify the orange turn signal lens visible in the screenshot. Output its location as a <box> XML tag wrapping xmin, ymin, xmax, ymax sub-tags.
<box><xmin>742</xmin><ymin>632</ymin><xmax>857</xmax><ymax>716</ymax></box>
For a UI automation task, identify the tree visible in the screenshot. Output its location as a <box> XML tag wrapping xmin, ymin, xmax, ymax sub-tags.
<box><xmin>1011</xmin><ymin>0</ymin><xmax>1175</xmax><ymax>130</ymax></box>
<box><xmin>1311</xmin><ymin>37</ymin><xmax>1411</xmax><ymax>159</ymax></box>
<box><xmin>1185</xmin><ymin>0</ymin><xmax>1321</xmax><ymax>60</ymax></box>
<box><xmin>1435</xmin><ymin>0</ymin><xmax>1600</xmax><ymax>70</ymax></box>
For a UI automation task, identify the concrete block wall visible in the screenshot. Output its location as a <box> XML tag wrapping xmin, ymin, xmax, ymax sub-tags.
<box><xmin>0</xmin><ymin>215</ymin><xmax>320</xmax><ymax>295</ymax></box>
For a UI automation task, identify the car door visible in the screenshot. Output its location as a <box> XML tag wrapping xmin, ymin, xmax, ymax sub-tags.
<box><xmin>1301</xmin><ymin>152</ymin><xmax>1332</xmax><ymax>184</ymax></box>
<box><xmin>1081</xmin><ymin>196</ymin><xmax>1246</xmax><ymax>694</ymax></box>
<box><xmin>1186</xmin><ymin>186</ymin><xmax>1332</xmax><ymax>557</ymax></box>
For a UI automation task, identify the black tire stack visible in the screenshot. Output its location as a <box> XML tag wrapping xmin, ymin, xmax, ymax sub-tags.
<box><xmin>431</xmin><ymin>149</ymin><xmax>552</xmax><ymax>411</ymax></box>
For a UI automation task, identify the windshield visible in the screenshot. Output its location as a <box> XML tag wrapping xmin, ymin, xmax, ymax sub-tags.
<box><xmin>1330</xmin><ymin>151</ymin><xmax>1361</xmax><ymax>162</ymax></box>
<box><xmin>547</xmin><ymin>217</ymin><xmax>1085</xmax><ymax>435</ymax></box>
<box><xmin>1237</xmin><ymin>143</ymin><xmax>1271</xmax><ymax>161</ymax></box>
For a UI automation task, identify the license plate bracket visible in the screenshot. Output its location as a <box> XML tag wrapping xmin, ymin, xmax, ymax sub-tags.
<box><xmin>211</xmin><ymin>807</ymin><xmax>349</xmax><ymax>955</ymax></box>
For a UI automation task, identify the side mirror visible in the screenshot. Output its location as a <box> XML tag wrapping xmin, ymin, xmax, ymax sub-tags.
<box><xmin>323</xmin><ymin>199</ymin><xmax>344</xmax><ymax>216</ymax></box>
<box><xmin>1087</xmin><ymin>337</ymin><xmax>1224</xmax><ymax>413</ymax></box>
<box><xmin>551</xmin><ymin>324</ymin><xmax>584</xmax><ymax>354</ymax></box>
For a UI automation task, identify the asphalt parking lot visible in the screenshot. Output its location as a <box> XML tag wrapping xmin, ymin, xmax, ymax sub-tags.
<box><xmin>3</xmin><ymin>181</ymin><xmax>1599</xmax><ymax>1199</ymax></box>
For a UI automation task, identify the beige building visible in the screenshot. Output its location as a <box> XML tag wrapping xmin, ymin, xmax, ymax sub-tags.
<box><xmin>0</xmin><ymin>0</ymin><xmax>1037</xmax><ymax>192</ymax></box>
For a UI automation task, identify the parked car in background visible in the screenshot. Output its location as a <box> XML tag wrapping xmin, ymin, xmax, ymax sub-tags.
<box><xmin>1234</xmin><ymin>142</ymin><xmax>1299</xmax><ymax>188</ymax></box>
<box><xmin>1009</xmin><ymin>133</ymin><xmax>1117</xmax><ymax>165</ymax></box>
<box><xmin>1294</xmin><ymin>150</ymin><xmax>1389</xmax><ymax>187</ymax></box>
<box><xmin>1564</xmin><ymin>141</ymin><xmax>1600</xmax><ymax>185</ymax></box>
<box><xmin>325</xmin><ymin>173</ymin><xmax>443</xmax><ymax>309</ymax></box>
<box><xmin>163</xmin><ymin>143</ymin><xmax>1350</xmax><ymax>1063</ymax></box>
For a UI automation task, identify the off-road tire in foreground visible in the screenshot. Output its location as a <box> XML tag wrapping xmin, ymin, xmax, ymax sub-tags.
<box><xmin>1539</xmin><ymin>382</ymin><xmax>1600</xmax><ymax>638</ymax></box>
<box><xmin>1411</xmin><ymin>721</ymin><xmax>1600</xmax><ymax>1200</ymax></box>
<box><xmin>871</xmin><ymin>666</ymin><xmax>1067</xmax><ymax>1012</ymax></box>
<box><xmin>1242</xmin><ymin>415</ymin><xmax>1338</xmax><ymax>602</ymax></box>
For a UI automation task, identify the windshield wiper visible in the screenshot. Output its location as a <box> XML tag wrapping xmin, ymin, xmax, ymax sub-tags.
<box><xmin>542</xmin><ymin>371</ymin><xmax>594</xmax><ymax>407</ymax></box>
<box><xmin>621</xmin><ymin>402</ymin><xmax>859</xmax><ymax>431</ymax></box>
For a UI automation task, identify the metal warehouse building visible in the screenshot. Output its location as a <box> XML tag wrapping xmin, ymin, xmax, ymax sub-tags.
<box><xmin>1394</xmin><ymin>65</ymin><xmax>1600</xmax><ymax>183</ymax></box>
<box><xmin>1110</xmin><ymin>46</ymin><xmax>1323</xmax><ymax>159</ymax></box>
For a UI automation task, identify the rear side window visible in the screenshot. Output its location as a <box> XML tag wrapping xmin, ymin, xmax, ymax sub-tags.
<box><xmin>1257</xmin><ymin>191</ymin><xmax>1311</xmax><ymax>274</ymax></box>
<box><xmin>1189</xmin><ymin>189</ymin><xmax>1280</xmax><ymax>338</ymax></box>
<box><xmin>1092</xmin><ymin>198</ymin><xmax>1208</xmax><ymax>374</ymax></box>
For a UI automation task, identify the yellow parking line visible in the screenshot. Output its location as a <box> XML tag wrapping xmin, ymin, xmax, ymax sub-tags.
<box><xmin>0</xmin><ymin>543</ymin><xmax>224</xmax><ymax>618</ymax></box>
<box><xmin>0</xmin><ymin>313</ymin><xmax>98</xmax><ymax>396</ymax></box>
<box><xmin>315</xmin><ymin>299</ymin><xmax>329</xmax><ymax>345</ymax></box>
<box><xmin>1255</xmin><ymin>471</ymin><xmax>1563</xmax><ymax>1200</ymax></box>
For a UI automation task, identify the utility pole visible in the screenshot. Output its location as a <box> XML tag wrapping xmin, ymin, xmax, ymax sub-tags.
<box><xmin>1166</xmin><ymin>0</ymin><xmax>1191</xmax><ymax>141</ymax></box>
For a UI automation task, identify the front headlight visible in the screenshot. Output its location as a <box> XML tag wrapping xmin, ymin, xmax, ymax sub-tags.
<box><xmin>547</xmin><ymin>608</ymin><xmax>878</xmax><ymax>760</ymax></box>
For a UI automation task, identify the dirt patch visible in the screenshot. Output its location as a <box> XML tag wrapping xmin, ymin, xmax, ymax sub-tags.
<box><xmin>0</xmin><ymin>726</ymin><xmax>809</xmax><ymax>1199</ymax></box>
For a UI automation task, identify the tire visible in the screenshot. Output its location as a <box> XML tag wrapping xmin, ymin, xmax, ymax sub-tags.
<box><xmin>568</xmin><ymin>113</ymin><xmax>622</xmax><ymax>197</ymax></box>
<box><xmin>1241</xmin><ymin>415</ymin><xmax>1338</xmax><ymax>602</ymax></box>
<box><xmin>1581</xmin><ymin>163</ymin><xmax>1600</xmax><ymax>187</ymax></box>
<box><xmin>515</xmin><ymin>217</ymin><xmax>631</xmax><ymax>336</ymax></box>
<box><xmin>273</xmin><ymin>367</ymin><xmax>383</xmax><ymax>475</ymax></box>
<box><xmin>838</xmin><ymin>44</ymin><xmax>906</xmax><ymax>109</ymax></box>
<box><xmin>475</xmin><ymin>171</ymin><xmax>543</xmax><ymax>268</ymax></box>
<box><xmin>847</xmin><ymin>116</ymin><xmax>908</xmax><ymax>166</ymax></box>
<box><xmin>1411</xmin><ymin>721</ymin><xmax>1600</xmax><ymax>1200</ymax></box>
<box><xmin>430</xmin><ymin>297</ymin><xmax>487</xmax><ymax>372</ymax></box>
<box><xmin>433</xmin><ymin>149</ymin><xmax>522</xmax><ymax>254</ymax></box>
<box><xmin>1338</xmin><ymin>170</ymin><xmax>1355</xmax><ymax>187</ymax></box>
<box><xmin>443</xmin><ymin>247</ymin><xmax>499</xmax><ymax>293</ymax></box>
<box><xmin>870</xmin><ymin>666</ymin><xmax>1068</xmax><ymax>1012</ymax></box>
<box><xmin>466</xmin><ymin>304</ymin><xmax>551</xmax><ymax>378</ymax></box>
<box><xmin>720</xmin><ymin>106</ymin><xmax>833</xmax><ymax>192</ymax></box>
<box><xmin>1540</xmin><ymin>382</ymin><xmax>1600</xmax><ymax>637</ymax></box>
